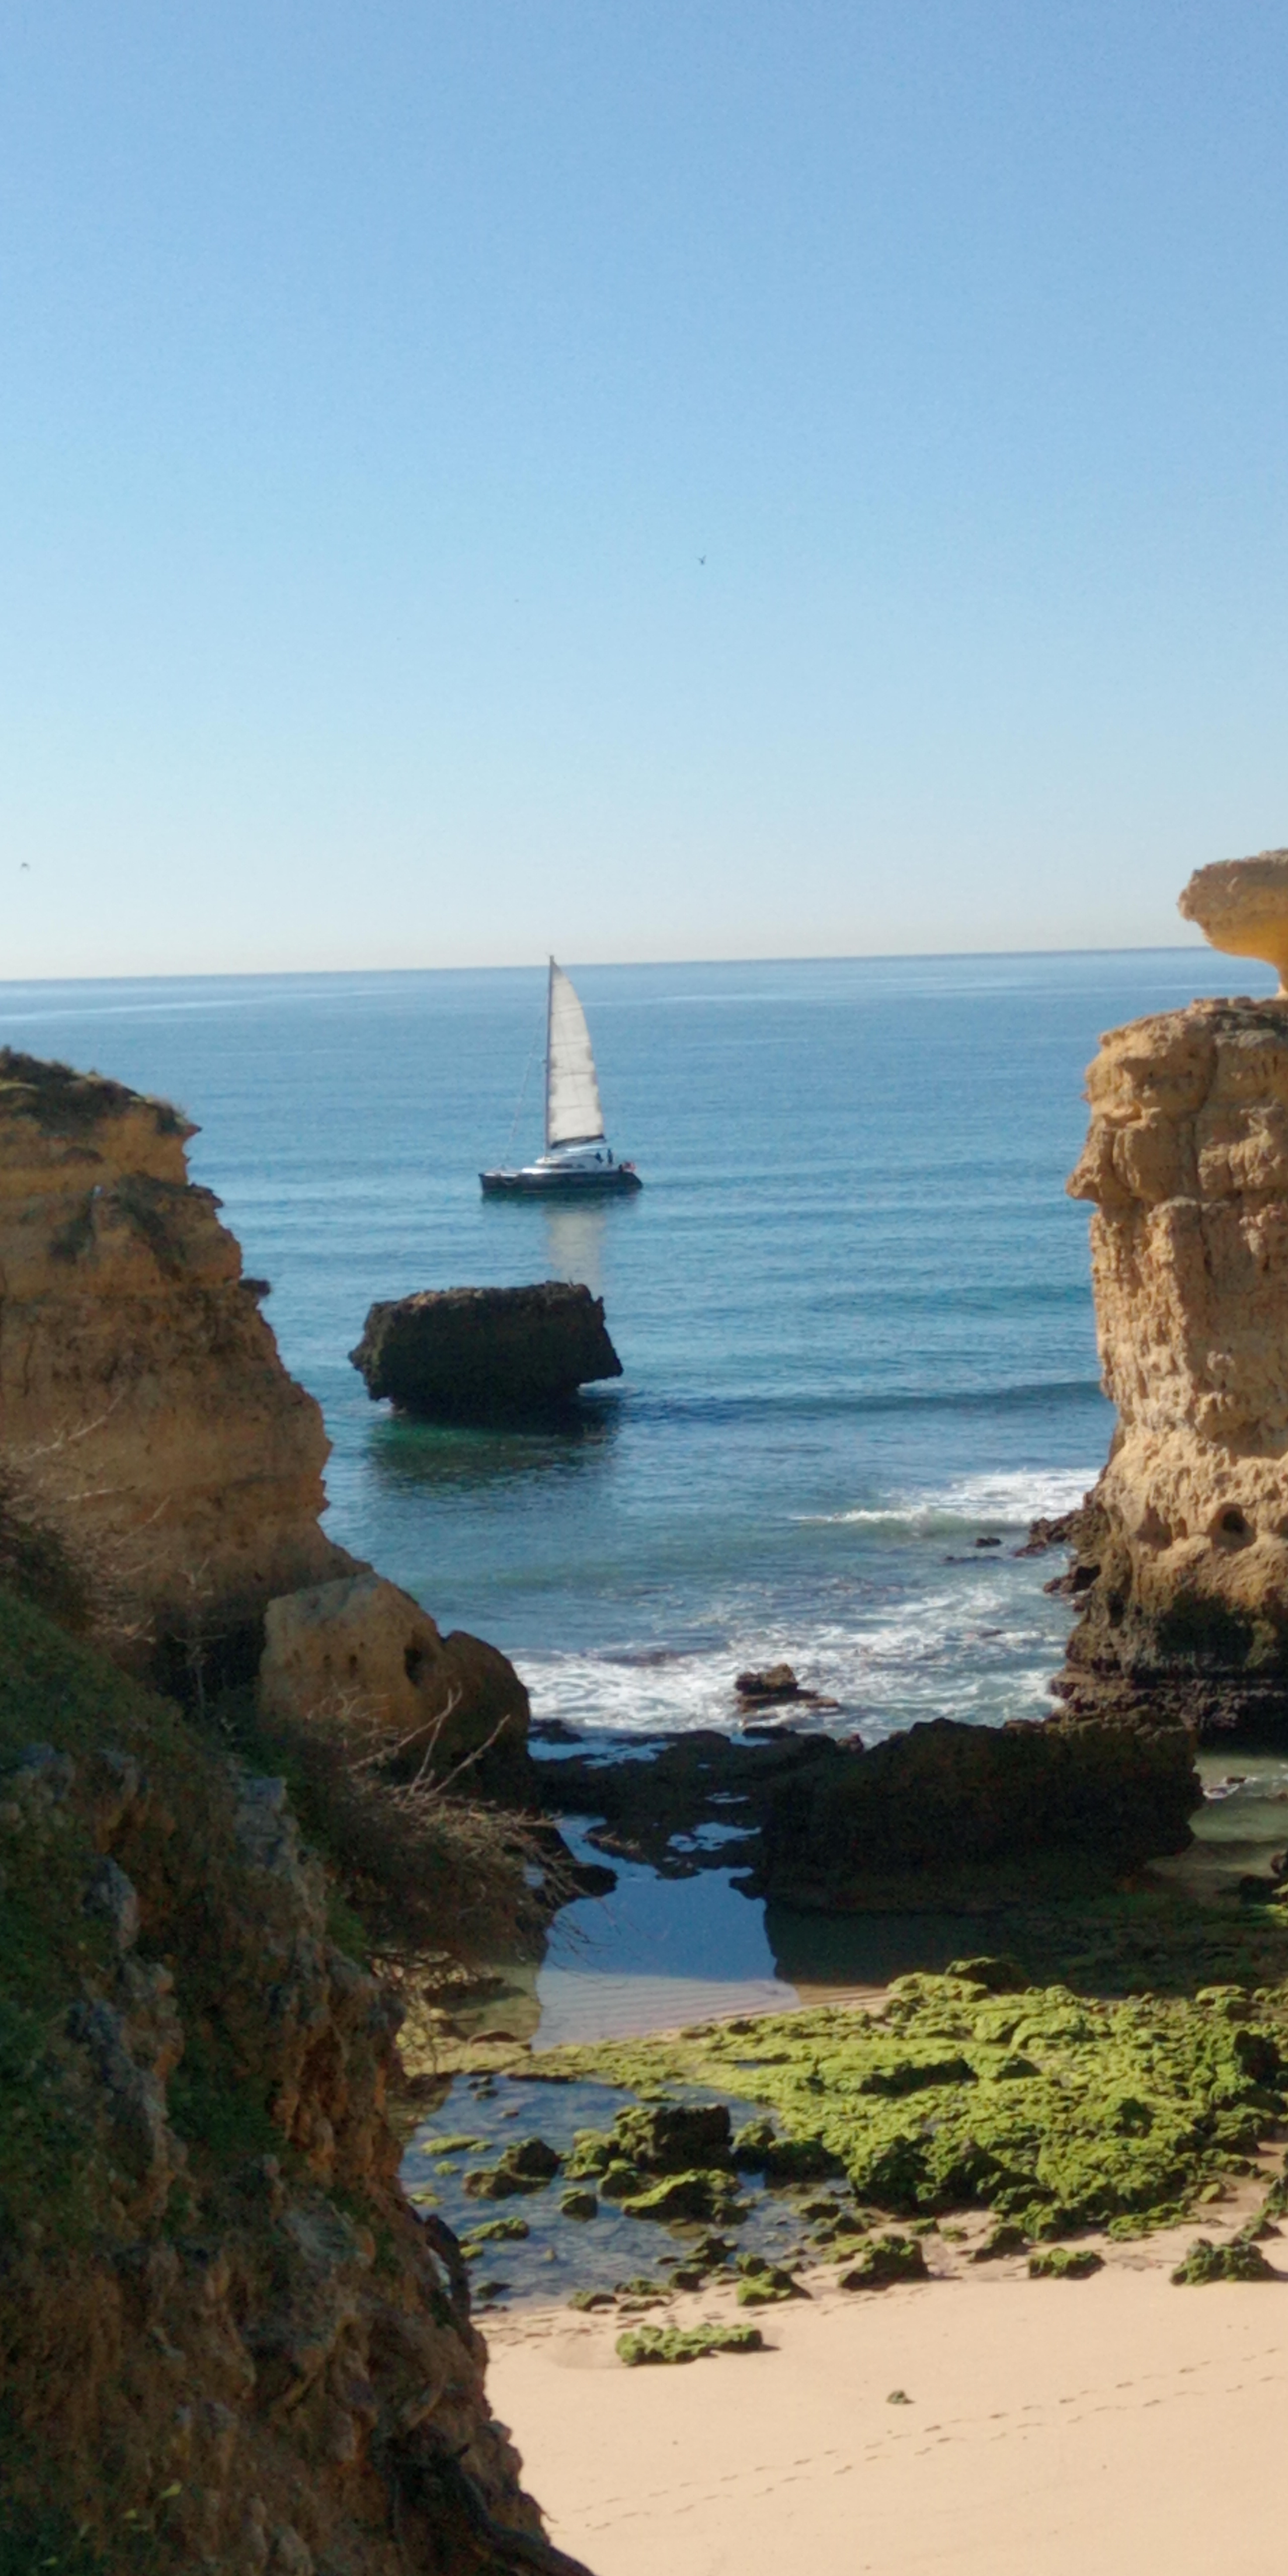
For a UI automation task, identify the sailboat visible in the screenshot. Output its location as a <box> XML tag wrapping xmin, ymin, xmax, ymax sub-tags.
<box><xmin>479</xmin><ymin>959</ymin><xmax>643</xmax><ymax>1197</ymax></box>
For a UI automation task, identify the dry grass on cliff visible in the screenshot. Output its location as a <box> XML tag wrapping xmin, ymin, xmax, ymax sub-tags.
<box><xmin>218</xmin><ymin>1686</ymin><xmax>554</xmax><ymax>1971</ymax></box>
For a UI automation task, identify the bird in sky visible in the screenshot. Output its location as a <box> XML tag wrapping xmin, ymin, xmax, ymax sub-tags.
<box><xmin>698</xmin><ymin>555</ymin><xmax>706</xmax><ymax>565</ymax></box>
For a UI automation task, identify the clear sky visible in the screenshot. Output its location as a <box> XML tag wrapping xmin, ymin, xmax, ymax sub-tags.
<box><xmin>3</xmin><ymin>1</ymin><xmax>1287</xmax><ymax>977</ymax></box>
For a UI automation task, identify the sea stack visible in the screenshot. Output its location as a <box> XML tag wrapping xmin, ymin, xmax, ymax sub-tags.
<box><xmin>350</xmin><ymin>1280</ymin><xmax>623</xmax><ymax>1420</ymax></box>
<box><xmin>1060</xmin><ymin>848</ymin><xmax>1288</xmax><ymax>1734</ymax></box>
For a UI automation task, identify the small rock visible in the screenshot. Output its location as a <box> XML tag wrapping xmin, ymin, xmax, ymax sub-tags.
<box><xmin>734</xmin><ymin>1665</ymin><xmax>801</xmax><ymax>1704</ymax></box>
<box><xmin>1027</xmin><ymin>2245</ymin><xmax>1104</xmax><ymax>2280</ymax></box>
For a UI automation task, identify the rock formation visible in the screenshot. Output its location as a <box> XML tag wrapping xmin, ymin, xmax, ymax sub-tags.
<box><xmin>0</xmin><ymin>1050</ymin><xmax>352</xmax><ymax>1679</ymax></box>
<box><xmin>538</xmin><ymin>1716</ymin><xmax>1200</xmax><ymax>1905</ymax></box>
<box><xmin>260</xmin><ymin>1570</ymin><xmax>531</xmax><ymax>1793</ymax></box>
<box><xmin>351</xmin><ymin>1282</ymin><xmax>622</xmax><ymax>1421</ymax></box>
<box><xmin>1178</xmin><ymin>846</ymin><xmax>1288</xmax><ymax>991</ymax></box>
<box><xmin>0</xmin><ymin>1052</ymin><xmax>533</xmax><ymax>1772</ymax></box>
<box><xmin>1062</xmin><ymin>866</ymin><xmax>1288</xmax><ymax>1732</ymax></box>
<box><xmin>753</xmin><ymin>1714</ymin><xmax>1199</xmax><ymax>1909</ymax></box>
<box><xmin>0</xmin><ymin>1584</ymin><xmax>579</xmax><ymax>2573</ymax></box>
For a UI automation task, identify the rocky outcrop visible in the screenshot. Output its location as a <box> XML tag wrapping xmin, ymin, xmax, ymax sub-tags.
<box><xmin>351</xmin><ymin>1284</ymin><xmax>622</xmax><ymax>1422</ymax></box>
<box><xmin>753</xmin><ymin>1714</ymin><xmax>1200</xmax><ymax>1910</ymax></box>
<box><xmin>0</xmin><ymin>1585</ymin><xmax>575</xmax><ymax>2574</ymax></box>
<box><xmin>0</xmin><ymin>1053</ymin><xmax>534</xmax><ymax>1775</ymax></box>
<box><xmin>259</xmin><ymin>1572</ymin><xmax>532</xmax><ymax>1796</ymax></box>
<box><xmin>0</xmin><ymin>1050</ymin><xmax>353</xmax><ymax>1681</ymax></box>
<box><xmin>537</xmin><ymin>1717</ymin><xmax>1200</xmax><ymax>1906</ymax></box>
<box><xmin>1179</xmin><ymin>847</ymin><xmax>1288</xmax><ymax>991</ymax></box>
<box><xmin>1062</xmin><ymin>994</ymin><xmax>1288</xmax><ymax>1734</ymax></box>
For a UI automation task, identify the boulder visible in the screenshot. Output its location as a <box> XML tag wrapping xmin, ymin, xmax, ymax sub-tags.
<box><xmin>350</xmin><ymin>1282</ymin><xmax>622</xmax><ymax>1421</ymax></box>
<box><xmin>754</xmin><ymin>1714</ymin><xmax>1201</xmax><ymax>1910</ymax></box>
<box><xmin>258</xmin><ymin>1572</ymin><xmax>530</xmax><ymax>1793</ymax></box>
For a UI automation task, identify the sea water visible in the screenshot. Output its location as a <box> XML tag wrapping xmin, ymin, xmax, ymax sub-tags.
<box><xmin>1</xmin><ymin>946</ymin><xmax>1270</xmax><ymax>1740</ymax></box>
<box><xmin>2</xmin><ymin>949</ymin><xmax>1275</xmax><ymax>2029</ymax></box>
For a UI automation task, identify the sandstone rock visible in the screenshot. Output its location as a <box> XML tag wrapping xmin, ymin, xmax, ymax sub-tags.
<box><xmin>1063</xmin><ymin>992</ymin><xmax>1288</xmax><ymax>1732</ymax></box>
<box><xmin>1179</xmin><ymin>847</ymin><xmax>1288</xmax><ymax>989</ymax></box>
<box><xmin>257</xmin><ymin>1571</ymin><xmax>530</xmax><ymax>1790</ymax></box>
<box><xmin>350</xmin><ymin>1280</ymin><xmax>622</xmax><ymax>1420</ymax></box>
<box><xmin>0</xmin><ymin>1049</ymin><xmax>353</xmax><ymax>1680</ymax></box>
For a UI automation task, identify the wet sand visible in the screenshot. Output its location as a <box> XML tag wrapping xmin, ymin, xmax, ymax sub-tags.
<box><xmin>487</xmin><ymin>2197</ymin><xmax>1288</xmax><ymax>2575</ymax></box>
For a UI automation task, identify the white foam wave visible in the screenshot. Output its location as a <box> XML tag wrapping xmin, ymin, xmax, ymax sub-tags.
<box><xmin>518</xmin><ymin>1563</ymin><xmax>1074</xmax><ymax>1744</ymax></box>
<box><xmin>803</xmin><ymin>1465</ymin><xmax>1098</xmax><ymax>1533</ymax></box>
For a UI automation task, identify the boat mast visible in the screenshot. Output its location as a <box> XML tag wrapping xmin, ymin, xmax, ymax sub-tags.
<box><xmin>543</xmin><ymin>955</ymin><xmax>555</xmax><ymax>1152</ymax></box>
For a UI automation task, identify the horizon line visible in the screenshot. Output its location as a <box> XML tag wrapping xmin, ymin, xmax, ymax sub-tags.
<box><xmin>0</xmin><ymin>939</ymin><xmax>1226</xmax><ymax>991</ymax></box>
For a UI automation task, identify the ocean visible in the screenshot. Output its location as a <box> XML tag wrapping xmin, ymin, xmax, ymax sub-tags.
<box><xmin>4</xmin><ymin>945</ymin><xmax>1279</xmax><ymax>2031</ymax></box>
<box><xmin>1</xmin><ymin>947</ymin><xmax>1273</xmax><ymax>1750</ymax></box>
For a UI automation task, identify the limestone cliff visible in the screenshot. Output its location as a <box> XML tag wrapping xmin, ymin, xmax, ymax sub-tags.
<box><xmin>0</xmin><ymin>1054</ymin><xmax>532</xmax><ymax>1785</ymax></box>
<box><xmin>0</xmin><ymin>1050</ymin><xmax>352</xmax><ymax>1681</ymax></box>
<box><xmin>1063</xmin><ymin>995</ymin><xmax>1288</xmax><ymax>1731</ymax></box>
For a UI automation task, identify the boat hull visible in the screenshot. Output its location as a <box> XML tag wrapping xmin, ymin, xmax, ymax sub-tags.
<box><xmin>479</xmin><ymin>1165</ymin><xmax>643</xmax><ymax>1197</ymax></box>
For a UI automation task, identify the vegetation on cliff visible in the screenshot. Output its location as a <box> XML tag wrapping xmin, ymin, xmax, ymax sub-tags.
<box><xmin>0</xmin><ymin>1582</ymin><xmax>565</xmax><ymax>2575</ymax></box>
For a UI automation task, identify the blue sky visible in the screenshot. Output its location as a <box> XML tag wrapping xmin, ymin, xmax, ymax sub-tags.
<box><xmin>4</xmin><ymin>2</ymin><xmax>1287</xmax><ymax>975</ymax></box>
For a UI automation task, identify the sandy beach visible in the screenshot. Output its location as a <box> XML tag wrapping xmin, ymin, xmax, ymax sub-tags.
<box><xmin>488</xmin><ymin>2198</ymin><xmax>1288</xmax><ymax>2576</ymax></box>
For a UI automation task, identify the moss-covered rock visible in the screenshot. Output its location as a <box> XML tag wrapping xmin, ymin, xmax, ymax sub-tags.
<box><xmin>461</xmin><ymin>2135</ymin><xmax>561</xmax><ymax>2198</ymax></box>
<box><xmin>734</xmin><ymin>2255</ymin><xmax>801</xmax><ymax>2307</ymax></box>
<box><xmin>534</xmin><ymin>1967</ymin><xmax>1288</xmax><ymax>2239</ymax></box>
<box><xmin>838</xmin><ymin>2232</ymin><xmax>928</xmax><ymax>2290</ymax></box>
<box><xmin>1171</xmin><ymin>2235</ymin><xmax>1278</xmax><ymax>2284</ymax></box>
<box><xmin>1027</xmin><ymin>2245</ymin><xmax>1104</xmax><ymax>2279</ymax></box>
<box><xmin>619</xmin><ymin>2169</ymin><xmax>749</xmax><ymax>2224</ymax></box>
<box><xmin>616</xmin><ymin>2322</ymin><xmax>765</xmax><ymax>2366</ymax></box>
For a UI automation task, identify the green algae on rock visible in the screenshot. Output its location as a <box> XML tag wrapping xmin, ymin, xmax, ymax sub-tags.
<box><xmin>1171</xmin><ymin>2234</ymin><xmax>1278</xmax><ymax>2284</ymax></box>
<box><xmin>462</xmin><ymin>2135</ymin><xmax>561</xmax><ymax>2198</ymax></box>
<box><xmin>616</xmin><ymin>2321</ymin><xmax>765</xmax><ymax>2367</ymax></box>
<box><xmin>619</xmin><ymin>2169</ymin><xmax>749</xmax><ymax>2224</ymax></box>
<box><xmin>838</xmin><ymin>2233</ymin><xmax>929</xmax><ymax>2290</ymax></box>
<box><xmin>1027</xmin><ymin>2245</ymin><xmax>1105</xmax><ymax>2279</ymax></box>
<box><xmin>530</xmin><ymin>1963</ymin><xmax>1288</xmax><ymax>2239</ymax></box>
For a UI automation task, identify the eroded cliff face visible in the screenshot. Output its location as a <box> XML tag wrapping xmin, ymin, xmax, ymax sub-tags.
<box><xmin>1063</xmin><ymin>996</ymin><xmax>1288</xmax><ymax>1730</ymax></box>
<box><xmin>0</xmin><ymin>1588</ymin><xmax>561</xmax><ymax>2574</ymax></box>
<box><xmin>0</xmin><ymin>1050</ymin><xmax>353</xmax><ymax>1679</ymax></box>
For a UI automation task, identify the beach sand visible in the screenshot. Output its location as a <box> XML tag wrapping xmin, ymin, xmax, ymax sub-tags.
<box><xmin>487</xmin><ymin>2198</ymin><xmax>1288</xmax><ymax>2575</ymax></box>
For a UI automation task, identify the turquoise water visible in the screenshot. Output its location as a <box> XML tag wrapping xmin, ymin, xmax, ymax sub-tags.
<box><xmin>1</xmin><ymin>948</ymin><xmax>1273</xmax><ymax>1743</ymax></box>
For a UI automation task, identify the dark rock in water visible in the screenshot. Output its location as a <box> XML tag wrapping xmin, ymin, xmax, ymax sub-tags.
<box><xmin>1014</xmin><ymin>1510</ymin><xmax>1080</xmax><ymax>1558</ymax></box>
<box><xmin>350</xmin><ymin>1280</ymin><xmax>622</xmax><ymax>1422</ymax></box>
<box><xmin>462</xmin><ymin>2136</ymin><xmax>562</xmax><ymax>2198</ymax></box>
<box><xmin>612</xmin><ymin>2101</ymin><xmax>734</xmax><ymax>2174</ymax></box>
<box><xmin>735</xmin><ymin>1663</ymin><xmax>802</xmax><ymax>1704</ymax></box>
<box><xmin>754</xmin><ymin>1714</ymin><xmax>1202</xmax><ymax>1911</ymax></box>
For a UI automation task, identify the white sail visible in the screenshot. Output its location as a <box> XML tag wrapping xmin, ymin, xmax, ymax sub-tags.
<box><xmin>545</xmin><ymin>960</ymin><xmax>605</xmax><ymax>1148</ymax></box>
